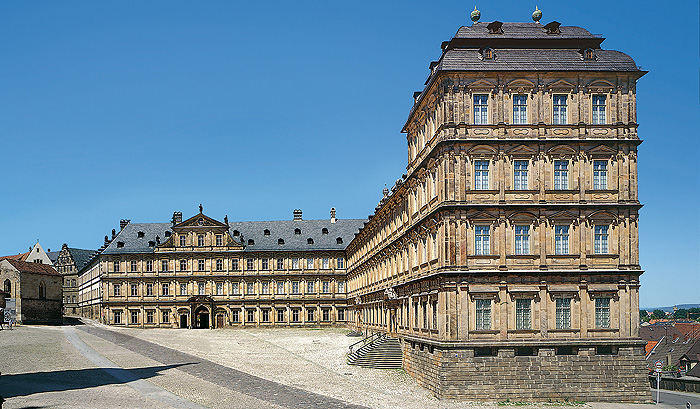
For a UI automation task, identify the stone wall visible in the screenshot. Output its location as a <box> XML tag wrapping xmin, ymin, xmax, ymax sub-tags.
<box><xmin>403</xmin><ymin>341</ymin><xmax>651</xmax><ymax>402</ymax></box>
<box><xmin>21</xmin><ymin>298</ymin><xmax>62</xmax><ymax>324</ymax></box>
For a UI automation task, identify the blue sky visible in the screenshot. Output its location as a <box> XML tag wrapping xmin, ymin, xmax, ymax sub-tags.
<box><xmin>1</xmin><ymin>1</ymin><xmax>697</xmax><ymax>308</ymax></box>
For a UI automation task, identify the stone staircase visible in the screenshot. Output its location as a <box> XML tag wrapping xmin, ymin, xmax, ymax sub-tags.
<box><xmin>347</xmin><ymin>335</ymin><xmax>403</xmax><ymax>369</ymax></box>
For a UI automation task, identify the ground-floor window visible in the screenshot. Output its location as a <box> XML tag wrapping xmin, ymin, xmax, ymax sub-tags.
<box><xmin>114</xmin><ymin>310</ymin><xmax>122</xmax><ymax>324</ymax></box>
<box><xmin>231</xmin><ymin>309</ymin><xmax>239</xmax><ymax>323</ymax></box>
<box><xmin>247</xmin><ymin>309</ymin><xmax>255</xmax><ymax>323</ymax></box>
<box><xmin>338</xmin><ymin>308</ymin><xmax>345</xmax><ymax>321</ymax></box>
<box><xmin>146</xmin><ymin>310</ymin><xmax>154</xmax><ymax>324</ymax></box>
<box><xmin>322</xmin><ymin>308</ymin><xmax>330</xmax><ymax>321</ymax></box>
<box><xmin>277</xmin><ymin>308</ymin><xmax>285</xmax><ymax>323</ymax></box>
<box><xmin>161</xmin><ymin>310</ymin><xmax>169</xmax><ymax>323</ymax></box>
<box><xmin>307</xmin><ymin>308</ymin><xmax>315</xmax><ymax>322</ymax></box>
<box><xmin>130</xmin><ymin>310</ymin><xmax>138</xmax><ymax>324</ymax></box>
<box><xmin>262</xmin><ymin>309</ymin><xmax>270</xmax><ymax>322</ymax></box>
<box><xmin>292</xmin><ymin>309</ymin><xmax>300</xmax><ymax>322</ymax></box>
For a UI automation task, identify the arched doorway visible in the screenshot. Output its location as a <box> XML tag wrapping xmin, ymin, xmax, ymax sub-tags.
<box><xmin>194</xmin><ymin>305</ymin><xmax>210</xmax><ymax>329</ymax></box>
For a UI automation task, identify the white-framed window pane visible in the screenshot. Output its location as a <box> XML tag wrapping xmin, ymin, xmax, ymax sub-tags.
<box><xmin>262</xmin><ymin>282</ymin><xmax>269</xmax><ymax>294</ymax></box>
<box><xmin>513</xmin><ymin>95</ymin><xmax>527</xmax><ymax>124</ymax></box>
<box><xmin>475</xmin><ymin>226</ymin><xmax>490</xmax><ymax>255</ymax></box>
<box><xmin>552</xmin><ymin>95</ymin><xmax>568</xmax><ymax>124</ymax></box>
<box><xmin>307</xmin><ymin>281</ymin><xmax>314</xmax><ymax>293</ymax></box>
<box><xmin>473</xmin><ymin>94</ymin><xmax>489</xmax><ymax>124</ymax></box>
<box><xmin>514</xmin><ymin>225</ymin><xmax>530</xmax><ymax>255</ymax></box>
<box><xmin>474</xmin><ymin>160</ymin><xmax>489</xmax><ymax>190</ymax></box>
<box><xmin>554</xmin><ymin>160</ymin><xmax>569</xmax><ymax>190</ymax></box>
<box><xmin>276</xmin><ymin>281</ymin><xmax>284</xmax><ymax>295</ymax></box>
<box><xmin>594</xmin><ymin>225</ymin><xmax>609</xmax><ymax>254</ymax></box>
<box><xmin>232</xmin><ymin>282</ymin><xmax>239</xmax><ymax>295</ymax></box>
<box><xmin>595</xmin><ymin>297</ymin><xmax>611</xmax><ymax>328</ymax></box>
<box><xmin>515</xmin><ymin>299</ymin><xmax>531</xmax><ymax>330</ymax></box>
<box><xmin>555</xmin><ymin>225</ymin><xmax>570</xmax><ymax>255</ymax></box>
<box><xmin>591</xmin><ymin>95</ymin><xmax>606</xmax><ymax>124</ymax></box>
<box><xmin>556</xmin><ymin>298</ymin><xmax>572</xmax><ymax>329</ymax></box>
<box><xmin>513</xmin><ymin>160</ymin><xmax>528</xmax><ymax>190</ymax></box>
<box><xmin>198</xmin><ymin>283</ymin><xmax>205</xmax><ymax>295</ymax></box>
<box><xmin>593</xmin><ymin>160</ymin><xmax>608</xmax><ymax>189</ymax></box>
<box><xmin>247</xmin><ymin>282</ymin><xmax>255</xmax><ymax>295</ymax></box>
<box><xmin>306</xmin><ymin>258</ymin><xmax>314</xmax><ymax>269</ymax></box>
<box><xmin>216</xmin><ymin>282</ymin><xmax>223</xmax><ymax>295</ymax></box>
<box><xmin>475</xmin><ymin>299</ymin><xmax>491</xmax><ymax>330</ymax></box>
<box><xmin>180</xmin><ymin>284</ymin><xmax>187</xmax><ymax>295</ymax></box>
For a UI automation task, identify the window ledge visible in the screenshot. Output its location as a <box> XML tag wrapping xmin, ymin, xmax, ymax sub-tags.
<box><xmin>584</xmin><ymin>189</ymin><xmax>618</xmax><ymax>194</ymax></box>
<box><xmin>506</xmin><ymin>255</ymin><xmax>539</xmax><ymax>259</ymax></box>
<box><xmin>548</xmin><ymin>328</ymin><xmax>581</xmax><ymax>333</ymax></box>
<box><xmin>588</xmin><ymin>328</ymin><xmax>619</xmax><ymax>332</ymax></box>
<box><xmin>470</xmin><ymin>330</ymin><xmax>500</xmax><ymax>334</ymax></box>
<box><xmin>587</xmin><ymin>254</ymin><xmax>619</xmax><ymax>258</ymax></box>
<box><xmin>546</xmin><ymin>254</ymin><xmax>579</xmax><ymax>258</ymax></box>
<box><xmin>507</xmin><ymin>329</ymin><xmax>539</xmax><ymax>334</ymax></box>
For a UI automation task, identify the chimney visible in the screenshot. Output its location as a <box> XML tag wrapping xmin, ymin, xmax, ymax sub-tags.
<box><xmin>120</xmin><ymin>219</ymin><xmax>130</xmax><ymax>230</ymax></box>
<box><xmin>172</xmin><ymin>211</ymin><xmax>182</xmax><ymax>225</ymax></box>
<box><xmin>293</xmin><ymin>209</ymin><xmax>302</xmax><ymax>221</ymax></box>
<box><xmin>330</xmin><ymin>208</ymin><xmax>336</xmax><ymax>224</ymax></box>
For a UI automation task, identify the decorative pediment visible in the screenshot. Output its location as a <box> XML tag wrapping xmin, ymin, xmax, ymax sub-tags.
<box><xmin>547</xmin><ymin>210</ymin><xmax>579</xmax><ymax>223</ymax></box>
<box><xmin>468</xmin><ymin>210</ymin><xmax>498</xmax><ymax>223</ymax></box>
<box><xmin>468</xmin><ymin>144</ymin><xmax>498</xmax><ymax>157</ymax></box>
<box><xmin>507</xmin><ymin>211</ymin><xmax>538</xmax><ymax>223</ymax></box>
<box><xmin>545</xmin><ymin>79</ymin><xmax>576</xmax><ymax>92</ymax></box>
<box><xmin>505</xmin><ymin>78</ymin><xmax>536</xmax><ymax>93</ymax></box>
<box><xmin>586</xmin><ymin>144</ymin><xmax>617</xmax><ymax>157</ymax></box>
<box><xmin>585</xmin><ymin>79</ymin><xmax>615</xmax><ymax>93</ymax></box>
<box><xmin>547</xmin><ymin>144</ymin><xmax>578</xmax><ymax>158</ymax></box>
<box><xmin>506</xmin><ymin>144</ymin><xmax>537</xmax><ymax>158</ymax></box>
<box><xmin>466</xmin><ymin>79</ymin><xmax>496</xmax><ymax>91</ymax></box>
<box><xmin>586</xmin><ymin>210</ymin><xmax>619</xmax><ymax>224</ymax></box>
<box><xmin>175</xmin><ymin>212</ymin><xmax>229</xmax><ymax>231</ymax></box>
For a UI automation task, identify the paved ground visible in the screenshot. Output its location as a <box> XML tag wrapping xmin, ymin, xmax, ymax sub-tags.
<box><xmin>0</xmin><ymin>321</ymin><xmax>695</xmax><ymax>409</ymax></box>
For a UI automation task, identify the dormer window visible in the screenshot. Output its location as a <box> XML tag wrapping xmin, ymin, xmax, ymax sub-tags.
<box><xmin>278</xmin><ymin>238</ymin><xmax>285</xmax><ymax>245</ymax></box>
<box><xmin>233</xmin><ymin>230</ymin><xmax>240</xmax><ymax>236</ymax></box>
<box><xmin>307</xmin><ymin>238</ymin><xmax>314</xmax><ymax>245</ymax></box>
<box><xmin>486</xmin><ymin>21</ymin><xmax>503</xmax><ymax>34</ymax></box>
<box><xmin>164</xmin><ymin>231</ymin><xmax>171</xmax><ymax>237</ymax></box>
<box><xmin>544</xmin><ymin>21</ymin><xmax>561</xmax><ymax>35</ymax></box>
<box><xmin>336</xmin><ymin>237</ymin><xmax>343</xmax><ymax>245</ymax></box>
<box><xmin>264</xmin><ymin>229</ymin><xmax>270</xmax><ymax>236</ymax></box>
<box><xmin>321</xmin><ymin>228</ymin><xmax>329</xmax><ymax>235</ymax></box>
<box><xmin>117</xmin><ymin>241</ymin><xmax>125</xmax><ymax>248</ymax></box>
<box><xmin>248</xmin><ymin>239</ymin><xmax>255</xmax><ymax>245</ymax></box>
<box><xmin>482</xmin><ymin>47</ymin><xmax>494</xmax><ymax>60</ymax></box>
<box><xmin>148</xmin><ymin>241</ymin><xmax>156</xmax><ymax>247</ymax></box>
<box><xmin>294</xmin><ymin>228</ymin><xmax>301</xmax><ymax>235</ymax></box>
<box><xmin>583</xmin><ymin>48</ymin><xmax>595</xmax><ymax>60</ymax></box>
<box><xmin>137</xmin><ymin>231</ymin><xmax>145</xmax><ymax>238</ymax></box>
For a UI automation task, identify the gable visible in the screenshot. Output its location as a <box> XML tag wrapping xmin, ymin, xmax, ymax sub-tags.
<box><xmin>506</xmin><ymin>144</ymin><xmax>537</xmax><ymax>157</ymax></box>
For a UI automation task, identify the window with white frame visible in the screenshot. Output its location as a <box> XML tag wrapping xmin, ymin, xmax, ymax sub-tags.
<box><xmin>593</xmin><ymin>160</ymin><xmax>608</xmax><ymax>189</ymax></box>
<box><xmin>146</xmin><ymin>260</ymin><xmax>153</xmax><ymax>272</ymax></box>
<box><xmin>475</xmin><ymin>299</ymin><xmax>492</xmax><ymax>330</ymax></box>
<box><xmin>514</xmin><ymin>225</ymin><xmax>530</xmax><ymax>255</ymax></box>
<box><xmin>262</xmin><ymin>281</ymin><xmax>269</xmax><ymax>294</ymax></box>
<box><xmin>215</xmin><ymin>234</ymin><xmax>223</xmax><ymax>246</ymax></box>
<box><xmin>130</xmin><ymin>310</ymin><xmax>138</xmax><ymax>324</ymax></box>
<box><xmin>513</xmin><ymin>95</ymin><xmax>527</xmax><ymax>124</ymax></box>
<box><xmin>276</xmin><ymin>258</ymin><xmax>284</xmax><ymax>270</ymax></box>
<box><xmin>262</xmin><ymin>309</ymin><xmax>270</xmax><ymax>322</ymax></box>
<box><xmin>431</xmin><ymin>232</ymin><xmax>438</xmax><ymax>260</ymax></box>
<box><xmin>216</xmin><ymin>259</ymin><xmax>223</xmax><ymax>271</ymax></box>
<box><xmin>130</xmin><ymin>260</ymin><xmax>137</xmax><ymax>272</ymax></box>
<box><xmin>421</xmin><ymin>238</ymin><xmax>427</xmax><ymax>263</ymax></box>
<box><xmin>555</xmin><ymin>225</ymin><xmax>570</xmax><ymax>255</ymax></box>
<box><xmin>594</xmin><ymin>225</ymin><xmax>609</xmax><ymax>254</ymax></box>
<box><xmin>474</xmin><ymin>160</ymin><xmax>489</xmax><ymax>190</ymax></box>
<box><xmin>307</xmin><ymin>281</ymin><xmax>315</xmax><ymax>294</ymax></box>
<box><xmin>555</xmin><ymin>297</ymin><xmax>571</xmax><ymax>329</ymax></box>
<box><xmin>216</xmin><ymin>282</ymin><xmax>223</xmax><ymax>295</ymax></box>
<box><xmin>162</xmin><ymin>283</ymin><xmax>169</xmax><ymax>296</ymax></box>
<box><xmin>431</xmin><ymin>171</ymin><xmax>437</xmax><ymax>198</ymax></box>
<box><xmin>261</xmin><ymin>258</ymin><xmax>269</xmax><ymax>270</ymax></box>
<box><xmin>113</xmin><ymin>261</ymin><xmax>120</xmax><ymax>272</ymax></box>
<box><xmin>131</xmin><ymin>284</ymin><xmax>138</xmax><ymax>296</ymax></box>
<box><xmin>322</xmin><ymin>257</ymin><xmax>329</xmax><ymax>269</ymax></box>
<box><xmin>552</xmin><ymin>95</ymin><xmax>568</xmax><ymax>124</ymax></box>
<box><xmin>473</xmin><ymin>94</ymin><xmax>489</xmax><ymax>124</ymax></box>
<box><xmin>180</xmin><ymin>283</ymin><xmax>187</xmax><ymax>295</ymax></box>
<box><xmin>231</xmin><ymin>258</ymin><xmax>239</xmax><ymax>270</ymax></box>
<box><xmin>114</xmin><ymin>310</ymin><xmax>122</xmax><ymax>324</ymax></box>
<box><xmin>595</xmin><ymin>297</ymin><xmax>611</xmax><ymax>328</ymax></box>
<box><xmin>198</xmin><ymin>259</ymin><xmax>205</xmax><ymax>271</ymax></box>
<box><xmin>231</xmin><ymin>309</ymin><xmax>239</xmax><ymax>322</ymax></box>
<box><xmin>198</xmin><ymin>282</ymin><xmax>205</xmax><ymax>295</ymax></box>
<box><xmin>515</xmin><ymin>299</ymin><xmax>532</xmax><ymax>330</ymax></box>
<box><xmin>337</xmin><ymin>281</ymin><xmax>345</xmax><ymax>293</ymax></box>
<box><xmin>291</xmin><ymin>281</ymin><xmax>300</xmax><ymax>294</ymax></box>
<box><xmin>197</xmin><ymin>234</ymin><xmax>204</xmax><ymax>247</ymax></box>
<box><xmin>307</xmin><ymin>308</ymin><xmax>315</xmax><ymax>322</ymax></box>
<box><xmin>306</xmin><ymin>258</ymin><xmax>314</xmax><ymax>269</ymax></box>
<box><xmin>232</xmin><ymin>282</ymin><xmax>239</xmax><ymax>295</ymax></box>
<box><xmin>247</xmin><ymin>282</ymin><xmax>255</xmax><ymax>295</ymax></box>
<box><xmin>113</xmin><ymin>284</ymin><xmax>121</xmax><ymax>296</ymax></box>
<box><xmin>554</xmin><ymin>160</ymin><xmax>569</xmax><ymax>190</ymax></box>
<box><xmin>513</xmin><ymin>160</ymin><xmax>528</xmax><ymax>190</ymax></box>
<box><xmin>277</xmin><ymin>308</ymin><xmax>285</xmax><ymax>323</ymax></box>
<box><xmin>475</xmin><ymin>226</ymin><xmax>490</xmax><ymax>255</ymax></box>
<box><xmin>146</xmin><ymin>310</ymin><xmax>154</xmax><ymax>323</ymax></box>
<box><xmin>337</xmin><ymin>257</ymin><xmax>345</xmax><ymax>269</ymax></box>
<box><xmin>591</xmin><ymin>95</ymin><xmax>606</xmax><ymax>124</ymax></box>
<box><xmin>246</xmin><ymin>258</ymin><xmax>254</xmax><ymax>270</ymax></box>
<box><xmin>161</xmin><ymin>260</ymin><xmax>168</xmax><ymax>272</ymax></box>
<box><xmin>292</xmin><ymin>258</ymin><xmax>299</xmax><ymax>269</ymax></box>
<box><xmin>179</xmin><ymin>260</ymin><xmax>187</xmax><ymax>271</ymax></box>
<box><xmin>161</xmin><ymin>310</ymin><xmax>169</xmax><ymax>323</ymax></box>
<box><xmin>146</xmin><ymin>283</ymin><xmax>153</xmax><ymax>296</ymax></box>
<box><xmin>179</xmin><ymin>235</ymin><xmax>186</xmax><ymax>246</ymax></box>
<box><xmin>276</xmin><ymin>281</ymin><xmax>284</xmax><ymax>295</ymax></box>
<box><xmin>322</xmin><ymin>281</ymin><xmax>329</xmax><ymax>293</ymax></box>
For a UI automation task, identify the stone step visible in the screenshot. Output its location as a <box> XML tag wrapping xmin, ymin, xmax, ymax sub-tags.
<box><xmin>347</xmin><ymin>336</ymin><xmax>402</xmax><ymax>369</ymax></box>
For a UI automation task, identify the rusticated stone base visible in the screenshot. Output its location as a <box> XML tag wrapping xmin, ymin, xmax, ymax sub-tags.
<box><xmin>402</xmin><ymin>340</ymin><xmax>651</xmax><ymax>402</ymax></box>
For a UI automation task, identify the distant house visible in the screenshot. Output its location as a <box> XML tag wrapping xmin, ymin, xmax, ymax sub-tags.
<box><xmin>0</xmin><ymin>259</ymin><xmax>62</xmax><ymax>324</ymax></box>
<box><xmin>679</xmin><ymin>339</ymin><xmax>700</xmax><ymax>374</ymax></box>
<box><xmin>646</xmin><ymin>330</ymin><xmax>700</xmax><ymax>372</ymax></box>
<box><xmin>0</xmin><ymin>242</ymin><xmax>53</xmax><ymax>265</ymax></box>
<box><xmin>53</xmin><ymin>244</ymin><xmax>95</xmax><ymax>315</ymax></box>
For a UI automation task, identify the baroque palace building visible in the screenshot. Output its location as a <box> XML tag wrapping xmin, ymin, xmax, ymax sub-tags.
<box><xmin>345</xmin><ymin>16</ymin><xmax>649</xmax><ymax>401</ymax></box>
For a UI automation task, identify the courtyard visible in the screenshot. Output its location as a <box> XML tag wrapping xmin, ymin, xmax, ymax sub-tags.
<box><xmin>0</xmin><ymin>321</ymin><xmax>694</xmax><ymax>408</ymax></box>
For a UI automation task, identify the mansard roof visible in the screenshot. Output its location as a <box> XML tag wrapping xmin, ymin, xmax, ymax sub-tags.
<box><xmin>102</xmin><ymin>218</ymin><xmax>364</xmax><ymax>254</ymax></box>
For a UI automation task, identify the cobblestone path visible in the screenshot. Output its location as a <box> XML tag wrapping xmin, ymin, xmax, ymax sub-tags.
<box><xmin>76</xmin><ymin>324</ymin><xmax>368</xmax><ymax>409</ymax></box>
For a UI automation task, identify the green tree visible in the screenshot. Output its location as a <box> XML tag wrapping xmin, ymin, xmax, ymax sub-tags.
<box><xmin>652</xmin><ymin>309</ymin><xmax>666</xmax><ymax>319</ymax></box>
<box><xmin>674</xmin><ymin>308</ymin><xmax>689</xmax><ymax>319</ymax></box>
<box><xmin>640</xmin><ymin>310</ymin><xmax>650</xmax><ymax>322</ymax></box>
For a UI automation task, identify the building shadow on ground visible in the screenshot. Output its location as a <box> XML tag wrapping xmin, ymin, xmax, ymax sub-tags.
<box><xmin>0</xmin><ymin>363</ymin><xmax>191</xmax><ymax>399</ymax></box>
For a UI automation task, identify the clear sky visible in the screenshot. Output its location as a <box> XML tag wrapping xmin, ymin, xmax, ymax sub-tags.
<box><xmin>1</xmin><ymin>1</ymin><xmax>697</xmax><ymax>308</ymax></box>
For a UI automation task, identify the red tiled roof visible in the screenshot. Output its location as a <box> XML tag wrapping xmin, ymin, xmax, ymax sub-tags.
<box><xmin>0</xmin><ymin>252</ymin><xmax>29</xmax><ymax>261</ymax></box>
<box><xmin>645</xmin><ymin>341</ymin><xmax>658</xmax><ymax>355</ymax></box>
<box><xmin>2</xmin><ymin>259</ymin><xmax>60</xmax><ymax>276</ymax></box>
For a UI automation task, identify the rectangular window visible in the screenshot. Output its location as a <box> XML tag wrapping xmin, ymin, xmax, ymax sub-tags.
<box><xmin>322</xmin><ymin>257</ymin><xmax>329</xmax><ymax>269</ymax></box>
<box><xmin>552</xmin><ymin>95</ymin><xmax>568</xmax><ymax>124</ymax></box>
<box><xmin>337</xmin><ymin>281</ymin><xmax>345</xmax><ymax>293</ymax></box>
<box><xmin>306</xmin><ymin>258</ymin><xmax>314</xmax><ymax>269</ymax></box>
<box><xmin>292</xmin><ymin>281</ymin><xmax>300</xmax><ymax>294</ymax></box>
<box><xmin>146</xmin><ymin>260</ymin><xmax>153</xmax><ymax>272</ymax></box>
<box><xmin>473</xmin><ymin>94</ymin><xmax>489</xmax><ymax>124</ymax></box>
<box><xmin>161</xmin><ymin>310</ymin><xmax>169</xmax><ymax>323</ymax></box>
<box><xmin>514</xmin><ymin>226</ymin><xmax>530</xmax><ymax>255</ymax></box>
<box><xmin>475</xmin><ymin>299</ymin><xmax>492</xmax><ymax>330</ymax></box>
<box><xmin>475</xmin><ymin>226</ymin><xmax>490</xmax><ymax>255</ymax></box>
<box><xmin>197</xmin><ymin>234</ymin><xmax>204</xmax><ymax>247</ymax></box>
<box><xmin>555</xmin><ymin>298</ymin><xmax>571</xmax><ymax>329</ymax></box>
<box><xmin>246</xmin><ymin>258</ymin><xmax>254</xmax><ymax>270</ymax></box>
<box><xmin>515</xmin><ymin>299</ymin><xmax>532</xmax><ymax>330</ymax></box>
<box><xmin>292</xmin><ymin>258</ymin><xmax>299</xmax><ymax>269</ymax></box>
<box><xmin>162</xmin><ymin>283</ymin><xmax>169</xmax><ymax>296</ymax></box>
<box><xmin>513</xmin><ymin>160</ymin><xmax>528</xmax><ymax>190</ymax></box>
<box><xmin>595</xmin><ymin>297</ymin><xmax>611</xmax><ymax>328</ymax></box>
<box><xmin>307</xmin><ymin>308</ymin><xmax>315</xmax><ymax>322</ymax></box>
<box><xmin>261</xmin><ymin>259</ymin><xmax>269</xmax><ymax>270</ymax></box>
<box><xmin>474</xmin><ymin>160</ymin><xmax>489</xmax><ymax>190</ymax></box>
<box><xmin>114</xmin><ymin>310</ymin><xmax>122</xmax><ymax>324</ymax></box>
<box><xmin>591</xmin><ymin>95</ymin><xmax>606</xmax><ymax>124</ymax></box>
<box><xmin>276</xmin><ymin>258</ymin><xmax>284</xmax><ymax>270</ymax></box>
<box><xmin>232</xmin><ymin>282</ymin><xmax>239</xmax><ymax>295</ymax></box>
<box><xmin>161</xmin><ymin>260</ymin><xmax>168</xmax><ymax>272</ymax></box>
<box><xmin>322</xmin><ymin>281</ymin><xmax>329</xmax><ymax>293</ymax></box>
<box><xmin>231</xmin><ymin>309</ymin><xmax>239</xmax><ymax>323</ymax></box>
<box><xmin>146</xmin><ymin>310</ymin><xmax>154</xmax><ymax>324</ymax></box>
<box><xmin>198</xmin><ymin>259</ymin><xmax>205</xmax><ymax>271</ymax></box>
<box><xmin>277</xmin><ymin>308</ymin><xmax>285</xmax><ymax>323</ymax></box>
<box><xmin>262</xmin><ymin>309</ymin><xmax>270</xmax><ymax>323</ymax></box>
<box><xmin>131</xmin><ymin>284</ymin><xmax>138</xmax><ymax>296</ymax></box>
<box><xmin>292</xmin><ymin>309</ymin><xmax>300</xmax><ymax>322</ymax></box>
<box><xmin>130</xmin><ymin>310</ymin><xmax>138</xmax><ymax>324</ymax></box>
<box><xmin>113</xmin><ymin>261</ymin><xmax>120</xmax><ymax>272</ymax></box>
<box><xmin>180</xmin><ymin>235</ymin><xmax>186</xmax><ymax>246</ymax></box>
<box><xmin>114</xmin><ymin>284</ymin><xmax>121</xmax><ymax>296</ymax></box>
<box><xmin>180</xmin><ymin>283</ymin><xmax>187</xmax><ymax>296</ymax></box>
<box><xmin>337</xmin><ymin>258</ymin><xmax>345</xmax><ymax>269</ymax></box>
<box><xmin>130</xmin><ymin>260</ymin><xmax>137</xmax><ymax>272</ymax></box>
<box><xmin>554</xmin><ymin>225</ymin><xmax>569</xmax><ymax>255</ymax></box>
<box><xmin>593</xmin><ymin>160</ymin><xmax>608</xmax><ymax>189</ymax></box>
<box><xmin>422</xmin><ymin>302</ymin><xmax>427</xmax><ymax>328</ymax></box>
<box><xmin>247</xmin><ymin>282</ymin><xmax>255</xmax><ymax>295</ymax></box>
<box><xmin>338</xmin><ymin>308</ymin><xmax>345</xmax><ymax>321</ymax></box>
<box><xmin>247</xmin><ymin>309</ymin><xmax>254</xmax><ymax>323</ymax></box>
<box><xmin>232</xmin><ymin>259</ymin><xmax>239</xmax><ymax>271</ymax></box>
<box><xmin>179</xmin><ymin>260</ymin><xmax>187</xmax><ymax>271</ymax></box>
<box><xmin>198</xmin><ymin>283</ymin><xmax>205</xmax><ymax>295</ymax></box>
<box><xmin>513</xmin><ymin>95</ymin><xmax>527</xmax><ymax>124</ymax></box>
<box><xmin>554</xmin><ymin>160</ymin><xmax>569</xmax><ymax>190</ymax></box>
<box><xmin>594</xmin><ymin>225</ymin><xmax>609</xmax><ymax>254</ymax></box>
<box><xmin>216</xmin><ymin>282</ymin><xmax>223</xmax><ymax>295</ymax></box>
<box><xmin>414</xmin><ymin>303</ymin><xmax>419</xmax><ymax>327</ymax></box>
<box><xmin>307</xmin><ymin>281</ymin><xmax>315</xmax><ymax>294</ymax></box>
<box><xmin>215</xmin><ymin>234</ymin><xmax>223</xmax><ymax>246</ymax></box>
<box><xmin>276</xmin><ymin>281</ymin><xmax>284</xmax><ymax>295</ymax></box>
<box><xmin>146</xmin><ymin>283</ymin><xmax>153</xmax><ymax>296</ymax></box>
<box><xmin>322</xmin><ymin>308</ymin><xmax>330</xmax><ymax>321</ymax></box>
<box><xmin>432</xmin><ymin>300</ymin><xmax>438</xmax><ymax>330</ymax></box>
<box><xmin>262</xmin><ymin>281</ymin><xmax>269</xmax><ymax>294</ymax></box>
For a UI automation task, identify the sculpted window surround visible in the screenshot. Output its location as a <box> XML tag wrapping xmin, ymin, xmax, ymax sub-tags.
<box><xmin>591</xmin><ymin>95</ymin><xmax>607</xmax><ymax>124</ymax></box>
<box><xmin>473</xmin><ymin>94</ymin><xmax>489</xmax><ymax>124</ymax></box>
<box><xmin>513</xmin><ymin>94</ymin><xmax>528</xmax><ymax>124</ymax></box>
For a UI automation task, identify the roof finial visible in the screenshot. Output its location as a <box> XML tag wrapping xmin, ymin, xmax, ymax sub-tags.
<box><xmin>532</xmin><ymin>6</ymin><xmax>542</xmax><ymax>23</ymax></box>
<box><xmin>470</xmin><ymin>6</ymin><xmax>481</xmax><ymax>23</ymax></box>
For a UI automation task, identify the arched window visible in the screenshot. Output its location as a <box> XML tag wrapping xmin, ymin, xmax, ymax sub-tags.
<box><xmin>3</xmin><ymin>279</ymin><xmax>10</xmax><ymax>294</ymax></box>
<box><xmin>39</xmin><ymin>281</ymin><xmax>46</xmax><ymax>299</ymax></box>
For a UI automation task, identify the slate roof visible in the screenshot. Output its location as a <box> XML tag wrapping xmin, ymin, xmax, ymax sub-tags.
<box><xmin>68</xmin><ymin>248</ymin><xmax>97</xmax><ymax>271</ymax></box>
<box><xmin>102</xmin><ymin>218</ymin><xmax>365</xmax><ymax>255</ymax></box>
<box><xmin>47</xmin><ymin>251</ymin><xmax>59</xmax><ymax>263</ymax></box>
<box><xmin>2</xmin><ymin>259</ymin><xmax>61</xmax><ymax>276</ymax></box>
<box><xmin>455</xmin><ymin>22</ymin><xmax>599</xmax><ymax>39</ymax></box>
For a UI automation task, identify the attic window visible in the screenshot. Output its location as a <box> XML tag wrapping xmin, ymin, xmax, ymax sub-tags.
<box><xmin>482</xmin><ymin>47</ymin><xmax>494</xmax><ymax>60</ymax></box>
<box><xmin>294</xmin><ymin>228</ymin><xmax>301</xmax><ymax>235</ymax></box>
<box><xmin>544</xmin><ymin>21</ymin><xmax>561</xmax><ymax>35</ymax></box>
<box><xmin>583</xmin><ymin>48</ymin><xmax>595</xmax><ymax>60</ymax></box>
<box><xmin>148</xmin><ymin>241</ymin><xmax>156</xmax><ymax>247</ymax></box>
<box><xmin>322</xmin><ymin>228</ymin><xmax>329</xmax><ymax>235</ymax></box>
<box><xmin>117</xmin><ymin>241</ymin><xmax>125</xmax><ymax>248</ymax></box>
<box><xmin>278</xmin><ymin>238</ymin><xmax>285</xmax><ymax>245</ymax></box>
<box><xmin>247</xmin><ymin>239</ymin><xmax>255</xmax><ymax>245</ymax></box>
<box><xmin>336</xmin><ymin>237</ymin><xmax>343</xmax><ymax>245</ymax></box>
<box><xmin>307</xmin><ymin>238</ymin><xmax>314</xmax><ymax>245</ymax></box>
<box><xmin>486</xmin><ymin>21</ymin><xmax>503</xmax><ymax>34</ymax></box>
<box><xmin>137</xmin><ymin>231</ymin><xmax>145</xmax><ymax>238</ymax></box>
<box><xmin>233</xmin><ymin>230</ymin><xmax>240</xmax><ymax>236</ymax></box>
<box><xmin>164</xmin><ymin>231</ymin><xmax>171</xmax><ymax>237</ymax></box>
<box><xmin>264</xmin><ymin>229</ymin><xmax>270</xmax><ymax>236</ymax></box>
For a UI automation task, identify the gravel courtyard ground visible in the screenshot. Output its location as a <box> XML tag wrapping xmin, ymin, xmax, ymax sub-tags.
<box><xmin>0</xmin><ymin>320</ymin><xmax>694</xmax><ymax>409</ymax></box>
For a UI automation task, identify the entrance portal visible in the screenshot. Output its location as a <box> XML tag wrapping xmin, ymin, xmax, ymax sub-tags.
<box><xmin>180</xmin><ymin>314</ymin><xmax>188</xmax><ymax>328</ymax></box>
<box><xmin>194</xmin><ymin>306</ymin><xmax>210</xmax><ymax>329</ymax></box>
